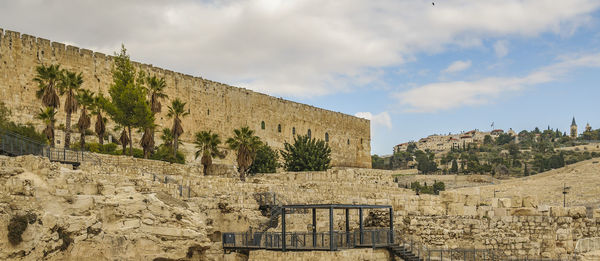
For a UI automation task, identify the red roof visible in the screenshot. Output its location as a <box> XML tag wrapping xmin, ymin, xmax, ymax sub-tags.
<box><xmin>491</xmin><ymin>129</ymin><xmax>504</xmax><ymax>133</ymax></box>
<box><xmin>460</xmin><ymin>135</ymin><xmax>472</xmax><ymax>139</ymax></box>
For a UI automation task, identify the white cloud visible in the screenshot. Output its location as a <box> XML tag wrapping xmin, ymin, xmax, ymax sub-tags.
<box><xmin>442</xmin><ymin>60</ymin><xmax>472</xmax><ymax>73</ymax></box>
<box><xmin>355</xmin><ymin>111</ymin><xmax>392</xmax><ymax>129</ymax></box>
<box><xmin>494</xmin><ymin>40</ymin><xmax>509</xmax><ymax>58</ymax></box>
<box><xmin>0</xmin><ymin>1</ymin><xmax>599</xmax><ymax>97</ymax></box>
<box><xmin>394</xmin><ymin>52</ymin><xmax>600</xmax><ymax>112</ymax></box>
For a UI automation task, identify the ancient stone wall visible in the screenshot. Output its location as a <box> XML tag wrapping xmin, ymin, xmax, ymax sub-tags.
<box><xmin>0</xmin><ymin>28</ymin><xmax>371</xmax><ymax>168</ymax></box>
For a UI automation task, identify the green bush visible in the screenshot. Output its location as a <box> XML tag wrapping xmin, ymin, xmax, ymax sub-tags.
<box><xmin>249</xmin><ymin>143</ymin><xmax>280</xmax><ymax>174</ymax></box>
<box><xmin>280</xmin><ymin>135</ymin><xmax>331</xmax><ymax>172</ymax></box>
<box><xmin>410</xmin><ymin>181</ymin><xmax>445</xmax><ymax>195</ymax></box>
<box><xmin>115</xmin><ymin>148</ymin><xmax>144</xmax><ymax>158</ymax></box>
<box><xmin>150</xmin><ymin>145</ymin><xmax>185</xmax><ymax>164</ymax></box>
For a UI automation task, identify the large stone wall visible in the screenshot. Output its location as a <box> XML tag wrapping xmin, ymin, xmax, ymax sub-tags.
<box><xmin>0</xmin><ymin>28</ymin><xmax>371</xmax><ymax>168</ymax></box>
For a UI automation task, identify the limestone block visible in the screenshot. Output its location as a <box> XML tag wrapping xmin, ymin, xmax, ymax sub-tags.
<box><xmin>494</xmin><ymin>208</ymin><xmax>508</xmax><ymax>217</ymax></box>
<box><xmin>498</xmin><ymin>198</ymin><xmax>512</xmax><ymax>208</ymax></box>
<box><xmin>511</xmin><ymin>196</ymin><xmax>522</xmax><ymax>207</ymax></box>
<box><xmin>447</xmin><ymin>203</ymin><xmax>464</xmax><ymax>216</ymax></box>
<box><xmin>463</xmin><ymin>206</ymin><xmax>477</xmax><ymax>216</ymax></box>
<box><xmin>510</xmin><ymin>208</ymin><xmax>541</xmax><ymax>216</ymax></box>
<box><xmin>522</xmin><ymin>195</ymin><xmax>538</xmax><ymax>208</ymax></box>
<box><xmin>491</xmin><ymin>198</ymin><xmax>499</xmax><ymax>208</ymax></box>
<box><xmin>550</xmin><ymin>206</ymin><xmax>568</xmax><ymax>217</ymax></box>
<box><xmin>594</xmin><ymin>209</ymin><xmax>600</xmax><ymax>218</ymax></box>
<box><xmin>568</xmin><ymin>206</ymin><xmax>587</xmax><ymax>218</ymax></box>
<box><xmin>477</xmin><ymin>206</ymin><xmax>491</xmax><ymax>217</ymax></box>
<box><xmin>440</xmin><ymin>191</ymin><xmax>458</xmax><ymax>203</ymax></box>
<box><xmin>538</xmin><ymin>205</ymin><xmax>550</xmax><ymax>213</ymax></box>
<box><xmin>464</xmin><ymin>194</ymin><xmax>479</xmax><ymax>206</ymax></box>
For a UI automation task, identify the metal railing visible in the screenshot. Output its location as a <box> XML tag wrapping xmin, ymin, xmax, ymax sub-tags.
<box><xmin>0</xmin><ymin>127</ymin><xmax>100</xmax><ymax>166</ymax></box>
<box><xmin>223</xmin><ymin>229</ymin><xmax>394</xmax><ymax>251</ymax></box>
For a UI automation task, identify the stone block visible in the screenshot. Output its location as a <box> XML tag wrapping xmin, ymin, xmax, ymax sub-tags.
<box><xmin>494</xmin><ymin>208</ymin><xmax>508</xmax><ymax>217</ymax></box>
<box><xmin>440</xmin><ymin>191</ymin><xmax>458</xmax><ymax>203</ymax></box>
<box><xmin>464</xmin><ymin>194</ymin><xmax>479</xmax><ymax>206</ymax></box>
<box><xmin>594</xmin><ymin>209</ymin><xmax>600</xmax><ymax>218</ymax></box>
<box><xmin>550</xmin><ymin>206</ymin><xmax>568</xmax><ymax>217</ymax></box>
<box><xmin>498</xmin><ymin>198</ymin><xmax>512</xmax><ymax>208</ymax></box>
<box><xmin>568</xmin><ymin>206</ymin><xmax>587</xmax><ymax>218</ymax></box>
<box><xmin>510</xmin><ymin>208</ymin><xmax>541</xmax><ymax>216</ymax></box>
<box><xmin>463</xmin><ymin>206</ymin><xmax>477</xmax><ymax>216</ymax></box>
<box><xmin>511</xmin><ymin>196</ymin><xmax>522</xmax><ymax>207</ymax></box>
<box><xmin>522</xmin><ymin>195</ymin><xmax>538</xmax><ymax>208</ymax></box>
<box><xmin>447</xmin><ymin>203</ymin><xmax>464</xmax><ymax>216</ymax></box>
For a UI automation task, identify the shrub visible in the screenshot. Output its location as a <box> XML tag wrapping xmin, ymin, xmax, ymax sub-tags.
<box><xmin>249</xmin><ymin>143</ymin><xmax>280</xmax><ymax>174</ymax></box>
<box><xmin>150</xmin><ymin>145</ymin><xmax>185</xmax><ymax>164</ymax></box>
<box><xmin>7</xmin><ymin>213</ymin><xmax>37</xmax><ymax>245</ymax></box>
<box><xmin>280</xmin><ymin>135</ymin><xmax>331</xmax><ymax>172</ymax></box>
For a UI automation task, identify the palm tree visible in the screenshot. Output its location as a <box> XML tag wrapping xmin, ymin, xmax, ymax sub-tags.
<box><xmin>160</xmin><ymin>127</ymin><xmax>175</xmax><ymax>148</ymax></box>
<box><xmin>36</xmin><ymin>107</ymin><xmax>58</xmax><ymax>147</ymax></box>
<box><xmin>118</xmin><ymin>127</ymin><xmax>130</xmax><ymax>155</ymax></box>
<box><xmin>194</xmin><ymin>130</ymin><xmax>226</xmax><ymax>175</ymax></box>
<box><xmin>167</xmin><ymin>98</ymin><xmax>189</xmax><ymax>157</ymax></box>
<box><xmin>91</xmin><ymin>94</ymin><xmax>108</xmax><ymax>145</ymax></box>
<box><xmin>59</xmin><ymin>70</ymin><xmax>83</xmax><ymax>149</ymax></box>
<box><xmin>34</xmin><ymin>64</ymin><xmax>62</xmax><ymax>109</ymax></box>
<box><xmin>140</xmin><ymin>125</ymin><xmax>155</xmax><ymax>159</ymax></box>
<box><xmin>226</xmin><ymin>126</ymin><xmax>262</xmax><ymax>181</ymax></box>
<box><xmin>76</xmin><ymin>89</ymin><xmax>93</xmax><ymax>149</ymax></box>
<box><xmin>146</xmin><ymin>76</ymin><xmax>168</xmax><ymax>115</ymax></box>
<box><xmin>142</xmin><ymin>75</ymin><xmax>168</xmax><ymax>158</ymax></box>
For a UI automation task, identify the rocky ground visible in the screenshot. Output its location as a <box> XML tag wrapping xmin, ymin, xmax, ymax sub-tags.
<box><xmin>0</xmin><ymin>155</ymin><xmax>256</xmax><ymax>260</ymax></box>
<box><xmin>452</xmin><ymin>158</ymin><xmax>600</xmax><ymax>208</ymax></box>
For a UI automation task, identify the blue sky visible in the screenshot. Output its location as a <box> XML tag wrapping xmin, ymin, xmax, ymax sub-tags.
<box><xmin>1</xmin><ymin>1</ymin><xmax>600</xmax><ymax>155</ymax></box>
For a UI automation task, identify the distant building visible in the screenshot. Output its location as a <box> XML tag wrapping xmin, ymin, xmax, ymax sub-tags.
<box><xmin>393</xmin><ymin>129</ymin><xmax>511</xmax><ymax>154</ymax></box>
<box><xmin>586</xmin><ymin>123</ymin><xmax>592</xmax><ymax>132</ymax></box>
<box><xmin>571</xmin><ymin>117</ymin><xmax>578</xmax><ymax>138</ymax></box>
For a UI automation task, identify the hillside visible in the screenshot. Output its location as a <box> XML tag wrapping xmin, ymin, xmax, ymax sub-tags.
<box><xmin>452</xmin><ymin>158</ymin><xmax>600</xmax><ymax>208</ymax></box>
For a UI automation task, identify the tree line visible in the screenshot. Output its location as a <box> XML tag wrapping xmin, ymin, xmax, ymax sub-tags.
<box><xmin>11</xmin><ymin>45</ymin><xmax>332</xmax><ymax>181</ymax></box>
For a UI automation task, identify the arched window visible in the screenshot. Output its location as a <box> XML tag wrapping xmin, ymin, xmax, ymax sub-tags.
<box><xmin>347</xmin><ymin>139</ymin><xmax>350</xmax><ymax>145</ymax></box>
<box><xmin>307</xmin><ymin>129</ymin><xmax>312</xmax><ymax>139</ymax></box>
<box><xmin>325</xmin><ymin>132</ymin><xmax>329</xmax><ymax>142</ymax></box>
<box><xmin>261</xmin><ymin>121</ymin><xmax>265</xmax><ymax>130</ymax></box>
<box><xmin>292</xmin><ymin>127</ymin><xmax>296</xmax><ymax>135</ymax></box>
<box><xmin>278</xmin><ymin>124</ymin><xmax>281</xmax><ymax>133</ymax></box>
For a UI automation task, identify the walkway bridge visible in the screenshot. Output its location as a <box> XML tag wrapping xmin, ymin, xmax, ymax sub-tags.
<box><xmin>0</xmin><ymin>127</ymin><xmax>100</xmax><ymax>167</ymax></box>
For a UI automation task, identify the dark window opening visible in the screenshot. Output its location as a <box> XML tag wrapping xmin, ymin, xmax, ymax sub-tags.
<box><xmin>278</xmin><ymin>124</ymin><xmax>281</xmax><ymax>133</ymax></box>
<box><xmin>347</xmin><ymin>139</ymin><xmax>350</xmax><ymax>145</ymax></box>
<box><xmin>207</xmin><ymin>109</ymin><xmax>210</xmax><ymax>115</ymax></box>
<box><xmin>325</xmin><ymin>133</ymin><xmax>329</xmax><ymax>142</ymax></box>
<box><xmin>308</xmin><ymin>129</ymin><xmax>312</xmax><ymax>139</ymax></box>
<box><xmin>261</xmin><ymin>121</ymin><xmax>265</xmax><ymax>130</ymax></box>
<box><xmin>292</xmin><ymin>127</ymin><xmax>296</xmax><ymax>135</ymax></box>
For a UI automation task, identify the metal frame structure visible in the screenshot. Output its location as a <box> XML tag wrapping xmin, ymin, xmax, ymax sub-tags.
<box><xmin>223</xmin><ymin>204</ymin><xmax>394</xmax><ymax>252</ymax></box>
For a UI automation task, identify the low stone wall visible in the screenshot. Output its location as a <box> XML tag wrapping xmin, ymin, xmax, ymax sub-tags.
<box><xmin>248</xmin><ymin>248</ymin><xmax>391</xmax><ymax>261</ymax></box>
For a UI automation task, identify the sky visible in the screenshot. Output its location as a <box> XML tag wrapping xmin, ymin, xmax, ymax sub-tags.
<box><xmin>1</xmin><ymin>0</ymin><xmax>600</xmax><ymax>155</ymax></box>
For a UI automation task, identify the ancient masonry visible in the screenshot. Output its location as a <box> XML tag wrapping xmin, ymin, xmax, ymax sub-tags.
<box><xmin>0</xmin><ymin>28</ymin><xmax>371</xmax><ymax>168</ymax></box>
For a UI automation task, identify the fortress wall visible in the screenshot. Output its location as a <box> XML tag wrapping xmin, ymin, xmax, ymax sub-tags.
<box><xmin>0</xmin><ymin>28</ymin><xmax>371</xmax><ymax>168</ymax></box>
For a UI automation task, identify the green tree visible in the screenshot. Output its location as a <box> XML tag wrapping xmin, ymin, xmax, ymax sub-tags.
<box><xmin>226</xmin><ymin>126</ymin><xmax>262</xmax><ymax>181</ymax></box>
<box><xmin>144</xmin><ymin>75</ymin><xmax>168</xmax><ymax>155</ymax></box>
<box><xmin>249</xmin><ymin>143</ymin><xmax>280</xmax><ymax>174</ymax></box>
<box><xmin>523</xmin><ymin>162</ymin><xmax>529</xmax><ymax>176</ymax></box>
<box><xmin>76</xmin><ymin>89</ymin><xmax>93</xmax><ymax>149</ymax></box>
<box><xmin>483</xmin><ymin>135</ymin><xmax>493</xmax><ymax>145</ymax></box>
<box><xmin>59</xmin><ymin>70</ymin><xmax>83</xmax><ymax>148</ymax></box>
<box><xmin>36</xmin><ymin>107</ymin><xmax>58</xmax><ymax>147</ymax></box>
<box><xmin>280</xmin><ymin>134</ymin><xmax>331</xmax><ymax>172</ymax></box>
<box><xmin>34</xmin><ymin>64</ymin><xmax>62</xmax><ymax>109</ymax></box>
<box><xmin>371</xmin><ymin>154</ymin><xmax>386</xmax><ymax>169</ymax></box>
<box><xmin>105</xmin><ymin>46</ymin><xmax>154</xmax><ymax>156</ymax></box>
<box><xmin>450</xmin><ymin>158</ymin><xmax>458</xmax><ymax>174</ymax></box>
<box><xmin>167</xmin><ymin>98</ymin><xmax>189</xmax><ymax>158</ymax></box>
<box><xmin>91</xmin><ymin>94</ymin><xmax>108</xmax><ymax>145</ymax></box>
<box><xmin>194</xmin><ymin>130</ymin><xmax>226</xmax><ymax>175</ymax></box>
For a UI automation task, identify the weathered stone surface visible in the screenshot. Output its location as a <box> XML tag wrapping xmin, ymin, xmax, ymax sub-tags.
<box><xmin>0</xmin><ymin>29</ymin><xmax>370</xmax><ymax>168</ymax></box>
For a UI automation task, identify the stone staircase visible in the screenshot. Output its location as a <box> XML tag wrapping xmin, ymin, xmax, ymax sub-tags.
<box><xmin>387</xmin><ymin>244</ymin><xmax>423</xmax><ymax>261</ymax></box>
